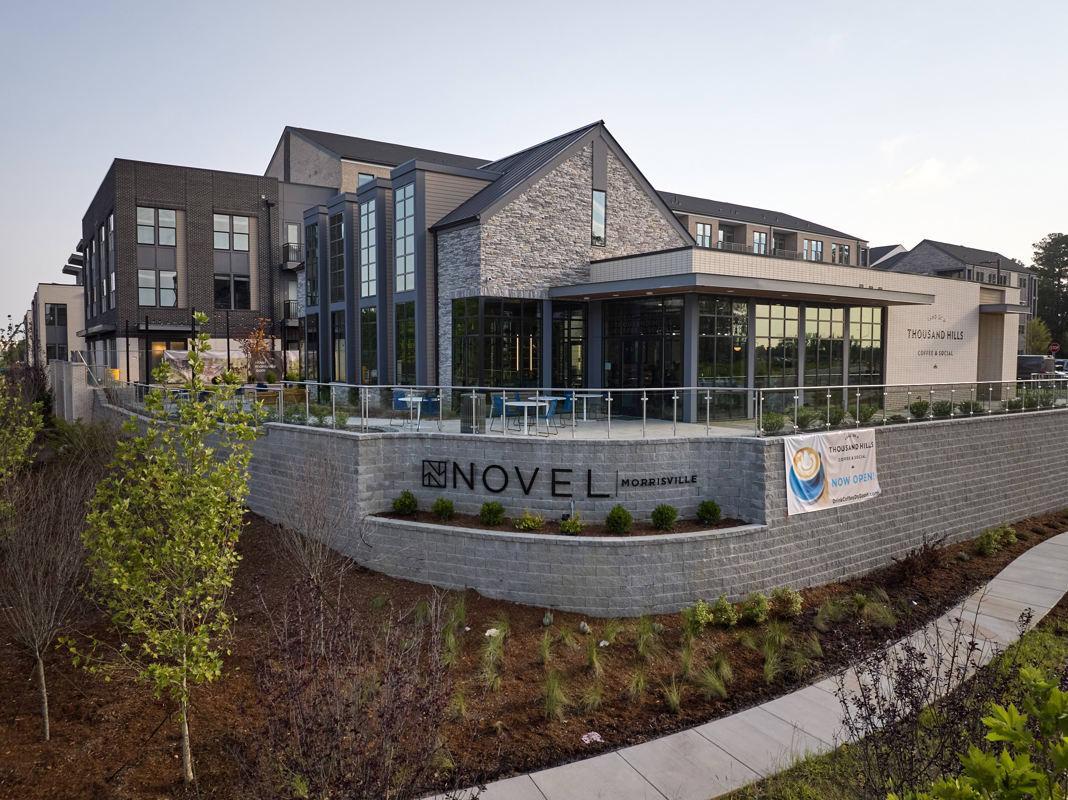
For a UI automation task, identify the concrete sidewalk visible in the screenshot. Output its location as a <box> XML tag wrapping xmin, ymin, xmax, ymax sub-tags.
<box><xmin>436</xmin><ymin>532</ymin><xmax>1068</xmax><ymax>800</ymax></box>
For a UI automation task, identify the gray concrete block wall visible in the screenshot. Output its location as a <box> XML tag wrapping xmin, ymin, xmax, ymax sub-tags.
<box><xmin>92</xmin><ymin>394</ymin><xmax>1068</xmax><ymax>617</ymax></box>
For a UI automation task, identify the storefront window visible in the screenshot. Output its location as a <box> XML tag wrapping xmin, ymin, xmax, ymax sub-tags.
<box><xmin>848</xmin><ymin>306</ymin><xmax>884</xmax><ymax>385</ymax></box>
<box><xmin>360</xmin><ymin>307</ymin><xmax>377</xmax><ymax>384</ymax></box>
<box><xmin>451</xmin><ymin>298</ymin><xmax>481</xmax><ymax>387</ymax></box>
<box><xmin>305</xmin><ymin>315</ymin><xmax>318</xmax><ymax>381</ymax></box>
<box><xmin>551</xmin><ymin>303</ymin><xmax>585</xmax><ymax>388</ymax></box>
<box><xmin>803</xmin><ymin>305</ymin><xmax>845</xmax><ymax>387</ymax></box>
<box><xmin>483</xmin><ymin>299</ymin><xmax>540</xmax><ymax>387</ymax></box>
<box><xmin>698</xmin><ymin>297</ymin><xmax>748</xmax><ymax>419</ymax></box>
<box><xmin>395</xmin><ymin>301</ymin><xmax>416</xmax><ymax>385</ymax></box>
<box><xmin>331</xmin><ymin>310</ymin><xmax>346</xmax><ymax>382</ymax></box>
<box><xmin>603</xmin><ymin>296</ymin><xmax>684</xmax><ymax>417</ymax></box>
<box><xmin>753</xmin><ymin>303</ymin><xmax>799</xmax><ymax>390</ymax></box>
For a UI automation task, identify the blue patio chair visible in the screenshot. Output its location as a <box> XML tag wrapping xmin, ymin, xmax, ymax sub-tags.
<box><xmin>489</xmin><ymin>394</ymin><xmax>507</xmax><ymax>431</ymax></box>
<box><xmin>541</xmin><ymin>398</ymin><xmax>559</xmax><ymax>435</ymax></box>
<box><xmin>390</xmin><ymin>388</ymin><xmax>412</xmax><ymax>427</ymax></box>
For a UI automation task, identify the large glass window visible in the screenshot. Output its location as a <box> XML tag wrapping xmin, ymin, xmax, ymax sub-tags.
<box><xmin>139</xmin><ymin>270</ymin><xmax>157</xmax><ymax>307</ymax></box>
<box><xmin>591</xmin><ymin>190</ymin><xmax>606</xmax><ymax>247</ymax></box>
<box><xmin>137</xmin><ymin>206</ymin><xmax>155</xmax><ymax>245</ymax></box>
<box><xmin>305</xmin><ymin>314</ymin><xmax>319</xmax><ymax>381</ymax></box>
<box><xmin>831</xmin><ymin>243</ymin><xmax>851</xmax><ymax>265</ymax></box>
<box><xmin>451</xmin><ymin>298</ymin><xmax>481</xmax><ymax>387</ymax></box>
<box><xmin>848</xmin><ymin>306</ymin><xmax>884</xmax><ymax>385</ymax></box>
<box><xmin>551</xmin><ymin>303</ymin><xmax>585</xmax><ymax>388</ymax></box>
<box><xmin>44</xmin><ymin>303</ymin><xmax>67</xmax><ymax>327</ymax></box>
<box><xmin>158</xmin><ymin>209</ymin><xmax>176</xmax><ymax>246</ymax></box>
<box><xmin>753</xmin><ymin>231</ymin><xmax>768</xmax><ymax>255</ymax></box>
<box><xmin>328</xmin><ymin>212</ymin><xmax>344</xmax><ymax>303</ymax></box>
<box><xmin>359</xmin><ymin>199</ymin><xmax>377</xmax><ymax>298</ymax></box>
<box><xmin>214</xmin><ymin>214</ymin><xmax>249</xmax><ymax>251</ymax></box>
<box><xmin>803</xmin><ymin>305</ymin><xmax>845</xmax><ymax>386</ymax></box>
<box><xmin>695</xmin><ymin>222</ymin><xmax>712</xmax><ymax>248</ymax></box>
<box><xmin>753</xmin><ymin>303</ymin><xmax>799</xmax><ymax>389</ymax></box>
<box><xmin>360</xmin><ymin>307</ymin><xmax>377</xmax><ymax>384</ymax></box>
<box><xmin>138</xmin><ymin>207</ymin><xmax>176</xmax><ymax>247</ymax></box>
<box><xmin>213</xmin><ymin>275</ymin><xmax>249</xmax><ymax>310</ymax></box>
<box><xmin>213</xmin><ymin>214</ymin><xmax>230</xmax><ymax>250</ymax></box>
<box><xmin>395</xmin><ymin>301</ymin><xmax>416</xmax><ymax>384</ymax></box>
<box><xmin>159</xmin><ymin>271</ymin><xmax>177</xmax><ymax>308</ymax></box>
<box><xmin>305</xmin><ymin>222</ymin><xmax>318</xmax><ymax>306</ymax></box>
<box><xmin>603</xmin><ymin>296</ymin><xmax>683</xmax><ymax>417</ymax></box>
<box><xmin>698</xmin><ymin>297</ymin><xmax>748</xmax><ymax>419</ymax></box>
<box><xmin>331</xmin><ymin>310</ymin><xmax>346</xmax><ymax>382</ymax></box>
<box><xmin>394</xmin><ymin>183</ymin><xmax>415</xmax><ymax>292</ymax></box>
<box><xmin>803</xmin><ymin>239</ymin><xmax>824</xmax><ymax>262</ymax></box>
<box><xmin>483</xmin><ymin>298</ymin><xmax>541</xmax><ymax>388</ymax></box>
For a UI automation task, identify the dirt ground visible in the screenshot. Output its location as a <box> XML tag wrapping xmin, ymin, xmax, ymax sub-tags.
<box><xmin>3</xmin><ymin>509</ymin><xmax>1067</xmax><ymax>799</ymax></box>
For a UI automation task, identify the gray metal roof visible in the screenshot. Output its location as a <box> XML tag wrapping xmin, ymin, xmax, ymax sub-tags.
<box><xmin>868</xmin><ymin>244</ymin><xmax>903</xmax><ymax>264</ymax></box>
<box><xmin>920</xmin><ymin>239</ymin><xmax>1029</xmax><ymax>273</ymax></box>
<box><xmin>288</xmin><ymin>126</ymin><xmax>488</xmax><ymax>170</ymax></box>
<box><xmin>658</xmin><ymin>192</ymin><xmax>861</xmax><ymax>241</ymax></box>
<box><xmin>432</xmin><ymin>121</ymin><xmax>603</xmax><ymax>230</ymax></box>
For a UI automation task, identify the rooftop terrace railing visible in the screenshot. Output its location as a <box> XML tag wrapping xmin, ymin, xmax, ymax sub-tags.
<box><xmin>98</xmin><ymin>376</ymin><xmax>1068</xmax><ymax>440</ymax></box>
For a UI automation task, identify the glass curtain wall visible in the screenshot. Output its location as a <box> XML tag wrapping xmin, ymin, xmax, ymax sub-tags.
<box><xmin>603</xmin><ymin>296</ymin><xmax>684</xmax><ymax>417</ymax></box>
<box><xmin>305</xmin><ymin>315</ymin><xmax>319</xmax><ymax>381</ymax></box>
<box><xmin>483</xmin><ymin>299</ymin><xmax>541</xmax><ymax>387</ymax></box>
<box><xmin>360</xmin><ymin>307</ymin><xmax>377</xmax><ymax>383</ymax></box>
<box><xmin>551</xmin><ymin>303</ymin><xmax>585</xmax><ymax>388</ymax></box>
<box><xmin>697</xmin><ymin>297</ymin><xmax>748</xmax><ymax>419</ymax></box>
<box><xmin>331</xmin><ymin>310</ymin><xmax>346</xmax><ymax>382</ymax></box>
<box><xmin>803</xmin><ymin>306</ymin><xmax>845</xmax><ymax>386</ymax></box>
<box><xmin>848</xmin><ymin>306</ymin><xmax>884</xmax><ymax>402</ymax></box>
<box><xmin>451</xmin><ymin>298</ymin><xmax>480</xmax><ymax>387</ymax></box>
<box><xmin>395</xmin><ymin>302</ymin><xmax>416</xmax><ymax>385</ymax></box>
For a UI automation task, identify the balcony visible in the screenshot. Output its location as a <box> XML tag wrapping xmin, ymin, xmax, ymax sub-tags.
<box><xmin>283</xmin><ymin>299</ymin><xmax>300</xmax><ymax>325</ymax></box>
<box><xmin>281</xmin><ymin>242</ymin><xmax>302</xmax><ymax>269</ymax></box>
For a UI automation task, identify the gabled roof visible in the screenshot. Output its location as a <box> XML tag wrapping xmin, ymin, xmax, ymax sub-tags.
<box><xmin>658</xmin><ymin>192</ymin><xmax>861</xmax><ymax>241</ymax></box>
<box><xmin>874</xmin><ymin>251</ymin><xmax>907</xmax><ymax>271</ymax></box>
<box><xmin>920</xmin><ymin>239</ymin><xmax>1028</xmax><ymax>273</ymax></box>
<box><xmin>287</xmin><ymin>126</ymin><xmax>488</xmax><ymax>170</ymax></box>
<box><xmin>432</xmin><ymin>121</ymin><xmax>603</xmax><ymax>230</ymax></box>
<box><xmin>869</xmin><ymin>244</ymin><xmax>904</xmax><ymax>265</ymax></box>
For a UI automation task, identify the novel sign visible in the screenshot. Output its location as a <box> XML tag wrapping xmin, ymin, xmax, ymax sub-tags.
<box><xmin>783</xmin><ymin>429</ymin><xmax>880</xmax><ymax>516</ymax></box>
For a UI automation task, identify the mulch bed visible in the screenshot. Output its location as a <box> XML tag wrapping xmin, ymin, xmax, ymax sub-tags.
<box><xmin>3</xmin><ymin>509</ymin><xmax>1067</xmax><ymax>799</ymax></box>
<box><xmin>380</xmin><ymin>509</ymin><xmax>747</xmax><ymax>536</ymax></box>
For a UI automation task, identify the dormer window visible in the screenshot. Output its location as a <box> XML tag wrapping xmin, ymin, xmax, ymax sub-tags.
<box><xmin>591</xmin><ymin>190</ymin><xmax>606</xmax><ymax>247</ymax></box>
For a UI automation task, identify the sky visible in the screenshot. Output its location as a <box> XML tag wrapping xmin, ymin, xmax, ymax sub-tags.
<box><xmin>3</xmin><ymin>0</ymin><xmax>1066</xmax><ymax>326</ymax></box>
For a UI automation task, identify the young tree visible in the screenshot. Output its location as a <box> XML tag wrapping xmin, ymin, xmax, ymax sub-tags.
<box><xmin>0</xmin><ymin>458</ymin><xmax>96</xmax><ymax>741</ymax></box>
<box><xmin>0</xmin><ymin>378</ymin><xmax>42</xmax><ymax>488</ymax></box>
<box><xmin>1025</xmin><ymin>317</ymin><xmax>1053</xmax><ymax>354</ymax></box>
<box><xmin>239</xmin><ymin>317</ymin><xmax>273</xmax><ymax>382</ymax></box>
<box><xmin>78</xmin><ymin>312</ymin><xmax>259</xmax><ymax>784</ymax></box>
<box><xmin>1033</xmin><ymin>232</ymin><xmax>1068</xmax><ymax>343</ymax></box>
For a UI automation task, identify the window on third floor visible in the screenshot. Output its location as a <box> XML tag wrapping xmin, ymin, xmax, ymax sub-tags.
<box><xmin>695</xmin><ymin>222</ymin><xmax>712</xmax><ymax>248</ymax></box>
<box><xmin>214</xmin><ymin>214</ymin><xmax>250</xmax><ymax>251</ymax></box>
<box><xmin>591</xmin><ymin>190</ymin><xmax>606</xmax><ymax>247</ymax></box>
<box><xmin>803</xmin><ymin>239</ymin><xmax>824</xmax><ymax>262</ymax></box>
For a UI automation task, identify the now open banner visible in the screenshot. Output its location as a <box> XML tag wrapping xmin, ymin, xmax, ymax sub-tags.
<box><xmin>783</xmin><ymin>429</ymin><xmax>881</xmax><ymax>516</ymax></box>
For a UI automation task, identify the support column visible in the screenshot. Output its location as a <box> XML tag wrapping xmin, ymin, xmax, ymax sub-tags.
<box><xmin>541</xmin><ymin>298</ymin><xmax>553</xmax><ymax>389</ymax></box>
<box><xmin>683</xmin><ymin>293</ymin><xmax>699</xmax><ymax>423</ymax></box>
<box><xmin>587</xmin><ymin>301</ymin><xmax>603</xmax><ymax>388</ymax></box>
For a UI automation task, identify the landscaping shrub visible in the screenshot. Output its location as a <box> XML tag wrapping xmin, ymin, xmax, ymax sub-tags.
<box><xmin>709</xmin><ymin>594</ymin><xmax>738</xmax><ymax>627</ymax></box>
<box><xmin>995</xmin><ymin>524</ymin><xmax>1018</xmax><ymax>546</ymax></box>
<box><xmin>264</xmin><ymin>370</ymin><xmax>278</xmax><ymax>383</ymax></box>
<box><xmin>1003</xmin><ymin>396</ymin><xmax>1024</xmax><ymax>411</ymax></box>
<box><xmin>513</xmin><ymin>510</ymin><xmax>544</xmax><ymax>531</ymax></box>
<box><xmin>1022</xmin><ymin>391</ymin><xmax>1040</xmax><ymax>409</ymax></box>
<box><xmin>478</xmin><ymin>501</ymin><xmax>505</xmax><ymax>526</ymax></box>
<box><xmin>760</xmin><ymin>411</ymin><xmax>785</xmax><ymax>434</ymax></box>
<box><xmin>931</xmin><ymin>400</ymin><xmax>953</xmax><ymax>417</ymax></box>
<box><xmin>661</xmin><ymin>676</ymin><xmax>683</xmax><ymax>714</ymax></box>
<box><xmin>1039</xmin><ymin>389</ymin><xmax>1056</xmax><ymax>407</ymax></box>
<box><xmin>604</xmin><ymin>504</ymin><xmax>633</xmax><ymax>535</ymax></box>
<box><xmin>795</xmin><ymin>406</ymin><xmax>821</xmax><ymax>430</ymax></box>
<box><xmin>696</xmin><ymin>499</ymin><xmax>721</xmax><ymax>525</ymax></box>
<box><xmin>650</xmin><ymin>503</ymin><xmax>678</xmax><ymax>531</ymax></box>
<box><xmin>770</xmin><ymin>586</ymin><xmax>804</xmax><ymax>619</ymax></box>
<box><xmin>392</xmin><ymin>490</ymin><xmax>418</xmax><ymax>516</ymax></box>
<box><xmin>974</xmin><ymin>525</ymin><xmax>1016</xmax><ymax>556</ymax></box>
<box><xmin>826</xmin><ymin>404</ymin><xmax>847</xmax><ymax>427</ymax></box>
<box><xmin>692</xmin><ymin>599</ymin><xmax>713</xmax><ymax>629</ymax></box>
<box><xmin>856</xmin><ymin>403</ymin><xmax>879</xmax><ymax>424</ymax></box>
<box><xmin>542</xmin><ymin>671</ymin><xmax>568</xmax><ymax>721</ymax></box>
<box><xmin>886</xmin><ymin>413</ymin><xmax>908</xmax><ymax>424</ymax></box>
<box><xmin>558</xmin><ymin>514</ymin><xmax>583</xmax><ymax>535</ymax></box>
<box><xmin>739</xmin><ymin>592</ymin><xmax>770</xmax><ymax>625</ymax></box>
<box><xmin>908</xmin><ymin>399</ymin><xmax>930</xmax><ymax>418</ymax></box>
<box><xmin>431</xmin><ymin>497</ymin><xmax>454</xmax><ymax>521</ymax></box>
<box><xmin>957</xmin><ymin>399</ymin><xmax>985</xmax><ymax>415</ymax></box>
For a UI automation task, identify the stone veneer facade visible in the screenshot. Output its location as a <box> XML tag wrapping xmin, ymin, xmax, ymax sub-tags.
<box><xmin>436</xmin><ymin>139</ymin><xmax>687</xmax><ymax>387</ymax></box>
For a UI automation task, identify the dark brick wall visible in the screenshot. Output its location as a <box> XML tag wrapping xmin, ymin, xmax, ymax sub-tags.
<box><xmin>82</xmin><ymin>160</ymin><xmax>282</xmax><ymax>340</ymax></box>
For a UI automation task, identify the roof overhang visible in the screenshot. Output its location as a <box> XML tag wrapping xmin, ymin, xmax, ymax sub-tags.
<box><xmin>979</xmin><ymin>303</ymin><xmax>1030</xmax><ymax>314</ymax></box>
<box><xmin>79</xmin><ymin>323</ymin><xmax>116</xmax><ymax>337</ymax></box>
<box><xmin>549</xmin><ymin>272</ymin><xmax>935</xmax><ymax>306</ymax></box>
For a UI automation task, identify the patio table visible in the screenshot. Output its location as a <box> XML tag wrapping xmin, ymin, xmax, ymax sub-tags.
<box><xmin>504</xmin><ymin>399</ymin><xmax>548</xmax><ymax>435</ymax></box>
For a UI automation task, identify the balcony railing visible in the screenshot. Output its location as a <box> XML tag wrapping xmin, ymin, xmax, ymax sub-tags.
<box><xmin>281</xmin><ymin>242</ymin><xmax>302</xmax><ymax>265</ymax></box>
<box><xmin>283</xmin><ymin>299</ymin><xmax>299</xmax><ymax>319</ymax></box>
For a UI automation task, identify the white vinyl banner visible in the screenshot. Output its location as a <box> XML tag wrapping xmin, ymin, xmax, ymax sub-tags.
<box><xmin>783</xmin><ymin>429</ymin><xmax>881</xmax><ymax>516</ymax></box>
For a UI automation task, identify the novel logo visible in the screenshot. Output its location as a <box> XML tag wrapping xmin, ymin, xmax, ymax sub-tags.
<box><xmin>422</xmin><ymin>459</ymin><xmax>448</xmax><ymax>488</ymax></box>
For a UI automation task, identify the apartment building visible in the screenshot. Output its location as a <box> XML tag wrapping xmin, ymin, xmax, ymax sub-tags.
<box><xmin>26</xmin><ymin>282</ymin><xmax>84</xmax><ymax>368</ymax></box>
<box><xmin>873</xmin><ymin>239</ymin><xmax>1036</xmax><ymax>350</ymax></box>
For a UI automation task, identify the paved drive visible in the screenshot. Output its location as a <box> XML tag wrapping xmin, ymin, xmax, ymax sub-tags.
<box><xmin>433</xmin><ymin>531</ymin><xmax>1068</xmax><ymax>800</ymax></box>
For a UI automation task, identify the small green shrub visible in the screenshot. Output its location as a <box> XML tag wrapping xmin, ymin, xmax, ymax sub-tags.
<box><xmin>761</xmin><ymin>411</ymin><xmax>785</xmax><ymax>435</ymax></box>
<box><xmin>392</xmin><ymin>490</ymin><xmax>418</xmax><ymax>516</ymax></box>
<box><xmin>826</xmin><ymin>405</ymin><xmax>847</xmax><ymax>427</ymax></box>
<box><xmin>264</xmin><ymin>370</ymin><xmax>278</xmax><ymax>383</ymax></box>
<box><xmin>995</xmin><ymin>524</ymin><xmax>1018</xmax><ymax>546</ymax></box>
<box><xmin>650</xmin><ymin>504</ymin><xmax>678</xmax><ymax>531</ymax></box>
<box><xmin>908</xmin><ymin>399</ymin><xmax>930</xmax><ymax>418</ymax></box>
<box><xmin>958</xmin><ymin>399</ymin><xmax>985</xmax><ymax>415</ymax></box>
<box><xmin>513</xmin><ymin>510</ymin><xmax>544</xmax><ymax>531</ymax></box>
<box><xmin>769</xmin><ymin>586</ymin><xmax>804</xmax><ymax>619</ymax></box>
<box><xmin>795</xmin><ymin>406</ymin><xmax>821</xmax><ymax>430</ymax></box>
<box><xmin>739</xmin><ymin>592</ymin><xmax>770</xmax><ymax>625</ymax></box>
<box><xmin>975</xmin><ymin>527</ymin><xmax>1003</xmax><ymax>556</ymax></box>
<box><xmin>1039</xmin><ymin>389</ymin><xmax>1056</xmax><ymax>407</ymax></box>
<box><xmin>1004</xmin><ymin>397</ymin><xmax>1024</xmax><ymax>411</ymax></box>
<box><xmin>709</xmin><ymin>595</ymin><xmax>738</xmax><ymax>627</ymax></box>
<box><xmin>697</xmin><ymin>666</ymin><xmax>727</xmax><ymax>699</ymax></box>
<box><xmin>856</xmin><ymin>403</ymin><xmax>878</xmax><ymax>424</ymax></box>
<box><xmin>431</xmin><ymin>497</ymin><xmax>455</xmax><ymax>521</ymax></box>
<box><xmin>680</xmin><ymin>606</ymin><xmax>703</xmax><ymax>645</ymax></box>
<box><xmin>692</xmin><ymin>599</ymin><xmax>713</xmax><ymax>628</ymax></box>
<box><xmin>886</xmin><ymin>414</ymin><xmax>908</xmax><ymax>424</ymax></box>
<box><xmin>1022</xmin><ymin>391</ymin><xmax>1040</xmax><ymax>409</ymax></box>
<box><xmin>559</xmin><ymin>514</ymin><xmax>584</xmax><ymax>535</ymax></box>
<box><xmin>604</xmin><ymin>504</ymin><xmax>633</xmax><ymax>535</ymax></box>
<box><xmin>696</xmin><ymin>500</ymin><xmax>722</xmax><ymax>525</ymax></box>
<box><xmin>931</xmin><ymin>400</ymin><xmax>953</xmax><ymax>417</ymax></box>
<box><xmin>708</xmin><ymin>650</ymin><xmax>733</xmax><ymax>685</ymax></box>
<box><xmin>479</xmin><ymin>501</ymin><xmax>506</xmax><ymax>526</ymax></box>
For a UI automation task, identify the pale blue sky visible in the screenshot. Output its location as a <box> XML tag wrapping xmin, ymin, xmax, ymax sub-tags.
<box><xmin>4</xmin><ymin>0</ymin><xmax>1066</xmax><ymax>325</ymax></box>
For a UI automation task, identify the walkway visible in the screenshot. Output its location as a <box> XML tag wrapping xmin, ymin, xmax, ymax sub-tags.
<box><xmin>436</xmin><ymin>532</ymin><xmax>1068</xmax><ymax>800</ymax></box>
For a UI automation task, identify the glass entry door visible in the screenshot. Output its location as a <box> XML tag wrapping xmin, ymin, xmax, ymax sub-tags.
<box><xmin>603</xmin><ymin>296</ymin><xmax>683</xmax><ymax>418</ymax></box>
